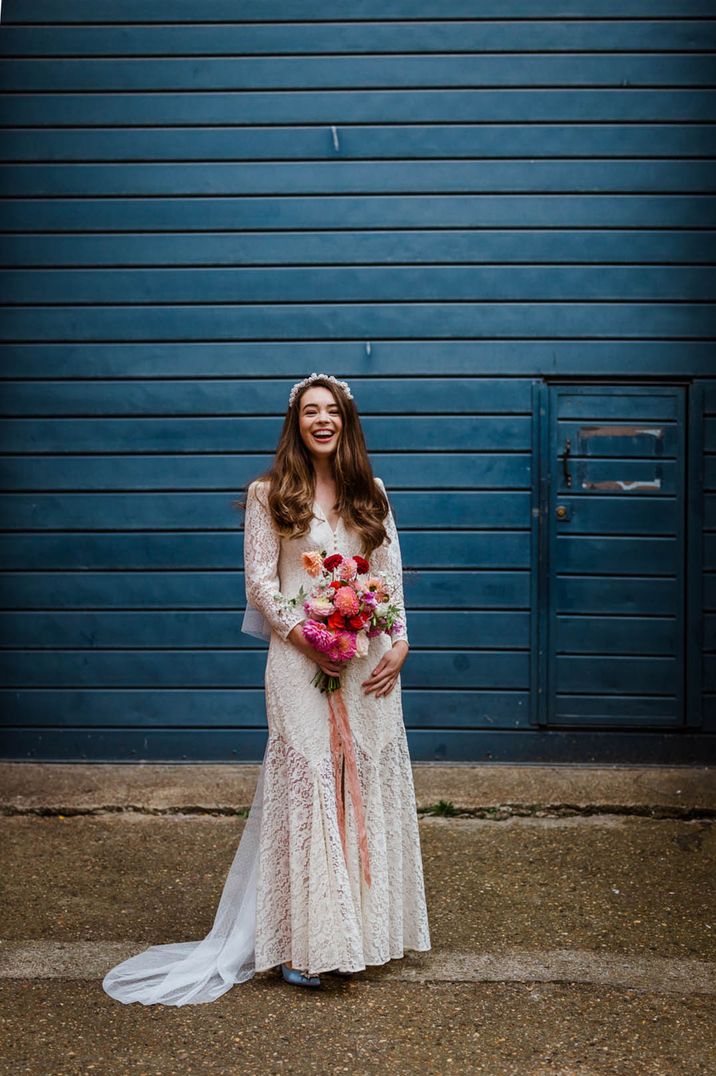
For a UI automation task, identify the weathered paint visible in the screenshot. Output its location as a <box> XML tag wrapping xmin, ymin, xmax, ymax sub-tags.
<box><xmin>0</xmin><ymin>1</ymin><xmax>713</xmax><ymax>762</ymax></box>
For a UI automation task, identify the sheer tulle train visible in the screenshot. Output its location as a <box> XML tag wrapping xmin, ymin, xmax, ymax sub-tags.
<box><xmin>102</xmin><ymin>751</ymin><xmax>265</xmax><ymax>1007</ymax></box>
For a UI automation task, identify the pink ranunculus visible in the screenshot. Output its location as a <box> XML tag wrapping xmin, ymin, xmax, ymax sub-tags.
<box><xmin>333</xmin><ymin>585</ymin><xmax>360</xmax><ymax>617</ymax></box>
<box><xmin>301</xmin><ymin>550</ymin><xmax>324</xmax><ymax>578</ymax></box>
<box><xmin>338</xmin><ymin>557</ymin><xmax>358</xmax><ymax>581</ymax></box>
<box><xmin>304</xmin><ymin>595</ymin><xmax>334</xmax><ymax>619</ymax></box>
<box><xmin>301</xmin><ymin>619</ymin><xmax>335</xmax><ymax>654</ymax></box>
<box><xmin>354</xmin><ymin>629</ymin><xmax>370</xmax><ymax>658</ymax></box>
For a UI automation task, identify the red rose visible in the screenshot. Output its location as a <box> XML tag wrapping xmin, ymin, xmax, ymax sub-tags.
<box><xmin>323</xmin><ymin>554</ymin><xmax>343</xmax><ymax>571</ymax></box>
<box><xmin>348</xmin><ymin>615</ymin><xmax>366</xmax><ymax>630</ymax></box>
<box><xmin>328</xmin><ymin>611</ymin><xmax>347</xmax><ymax>629</ymax></box>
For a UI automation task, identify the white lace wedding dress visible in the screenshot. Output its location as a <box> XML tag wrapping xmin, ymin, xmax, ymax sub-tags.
<box><xmin>102</xmin><ymin>476</ymin><xmax>431</xmax><ymax>1005</ymax></box>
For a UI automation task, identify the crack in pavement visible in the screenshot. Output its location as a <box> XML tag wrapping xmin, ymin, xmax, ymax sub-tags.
<box><xmin>1</xmin><ymin>943</ymin><xmax>713</xmax><ymax>995</ymax></box>
<box><xmin>2</xmin><ymin>804</ymin><xmax>714</xmax><ymax>821</ymax></box>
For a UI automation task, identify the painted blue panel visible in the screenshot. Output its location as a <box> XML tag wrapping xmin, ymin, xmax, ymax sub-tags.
<box><xmin>2</xmin><ymin>304</ymin><xmax>714</xmax><ymax>341</ymax></box>
<box><xmin>3</xmin><ymin>22</ymin><xmax>715</xmax><ymax>55</ymax></box>
<box><xmin>0</xmin><ymin>342</ymin><xmax>713</xmax><ymax>379</ymax></box>
<box><xmin>3</xmin><ymin>196</ymin><xmax>714</xmax><ymax>231</ymax></box>
<box><xmin>3</xmin><ymin>1</ymin><xmax>716</xmax><ymax>21</ymax></box>
<box><xmin>4</xmin><ymin>56</ymin><xmax>715</xmax><ymax>91</ymax></box>
<box><xmin>2</xmin><ymin>728</ymin><xmax>713</xmax><ymax>766</ymax></box>
<box><xmin>540</xmin><ymin>385</ymin><xmax>687</xmax><ymax>729</ymax></box>
<box><xmin>1</xmin><ymin>491</ymin><xmax>530</xmax><ymax>531</ymax></box>
<box><xmin>0</xmin><ymin>690</ymin><xmax>532</xmax><ymax>731</ymax></box>
<box><xmin>0</xmin><ymin>378</ymin><xmax>532</xmax><ymax>416</ymax></box>
<box><xmin>0</xmin><ymin>2</ymin><xmax>712</xmax><ymax>762</ymax></box>
<box><xmin>6</xmin><ymin>160</ymin><xmax>716</xmax><ymax>198</ymax></box>
<box><xmin>0</xmin><ymin>570</ymin><xmax>530</xmax><ymax>610</ymax></box>
<box><xmin>0</xmin><ymin>610</ymin><xmax>529</xmax><ymax>651</ymax></box>
<box><xmin>0</xmin><ymin>453</ymin><xmax>531</xmax><ymax>490</ymax></box>
<box><xmin>0</xmin><ymin>416</ymin><xmax>531</xmax><ymax>453</ymax></box>
<box><xmin>2</xmin><ymin>265</ymin><xmax>714</xmax><ymax>301</ymax></box>
<box><xmin>0</xmin><ymin>532</ymin><xmax>530</xmax><ymax>571</ymax></box>
<box><xmin>3</xmin><ymin>128</ymin><xmax>714</xmax><ymax>163</ymax></box>
<box><xmin>2</xmin><ymin>231</ymin><xmax>715</xmax><ymax>265</ymax></box>
<box><xmin>0</xmin><ymin>649</ymin><xmax>529</xmax><ymax>691</ymax></box>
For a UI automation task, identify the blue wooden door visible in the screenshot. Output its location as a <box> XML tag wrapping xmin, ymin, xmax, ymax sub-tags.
<box><xmin>537</xmin><ymin>383</ymin><xmax>687</xmax><ymax>728</ymax></box>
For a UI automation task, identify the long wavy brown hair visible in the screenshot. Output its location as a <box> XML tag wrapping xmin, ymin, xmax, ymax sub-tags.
<box><xmin>234</xmin><ymin>376</ymin><xmax>394</xmax><ymax>558</ymax></box>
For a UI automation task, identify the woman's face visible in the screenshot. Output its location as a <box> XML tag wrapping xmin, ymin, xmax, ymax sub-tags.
<box><xmin>298</xmin><ymin>386</ymin><xmax>343</xmax><ymax>462</ymax></box>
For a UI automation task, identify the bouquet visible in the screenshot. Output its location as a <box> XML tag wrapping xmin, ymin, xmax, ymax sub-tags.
<box><xmin>273</xmin><ymin>548</ymin><xmax>405</xmax><ymax>694</ymax></box>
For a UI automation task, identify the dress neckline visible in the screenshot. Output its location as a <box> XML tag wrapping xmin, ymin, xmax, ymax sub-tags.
<box><xmin>313</xmin><ymin>499</ymin><xmax>340</xmax><ymax>537</ymax></box>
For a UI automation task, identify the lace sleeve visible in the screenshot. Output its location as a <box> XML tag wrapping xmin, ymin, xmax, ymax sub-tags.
<box><xmin>371</xmin><ymin>477</ymin><xmax>409</xmax><ymax>647</ymax></box>
<box><xmin>242</xmin><ymin>481</ymin><xmax>306</xmax><ymax>643</ymax></box>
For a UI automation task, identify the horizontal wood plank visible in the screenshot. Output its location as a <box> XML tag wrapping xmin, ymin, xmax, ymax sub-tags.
<box><xmin>0</xmin><ymin>532</ymin><xmax>531</xmax><ymax>570</ymax></box>
<box><xmin>0</xmin><ymin>570</ymin><xmax>530</xmax><ymax>610</ymax></box>
<box><xmin>4</xmin><ymin>231</ymin><xmax>714</xmax><ymax>268</ymax></box>
<box><xmin>2</xmin><ymin>265</ymin><xmax>714</xmax><ymax>303</ymax></box>
<box><xmin>0</xmin><ymin>341</ymin><xmax>712</xmax><ymax>378</ymax></box>
<box><xmin>0</xmin><ymin>609</ymin><xmax>529</xmax><ymax>649</ymax></box>
<box><xmin>3</xmin><ymin>90</ymin><xmax>715</xmax><ymax>126</ymax></box>
<box><xmin>0</xmin><ymin>453</ymin><xmax>531</xmax><ymax>490</ymax></box>
<box><xmin>3</xmin><ymin>23</ymin><xmax>716</xmax><ymax>56</ymax></box>
<box><xmin>3</xmin><ymin>0</ymin><xmax>714</xmax><ymax>23</ymax></box>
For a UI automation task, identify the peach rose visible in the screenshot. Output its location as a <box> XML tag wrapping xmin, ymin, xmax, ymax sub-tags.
<box><xmin>301</xmin><ymin>550</ymin><xmax>324</xmax><ymax>577</ymax></box>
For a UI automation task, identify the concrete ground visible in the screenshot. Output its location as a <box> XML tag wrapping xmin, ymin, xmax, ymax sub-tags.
<box><xmin>1</xmin><ymin>762</ymin><xmax>714</xmax><ymax>1076</ymax></box>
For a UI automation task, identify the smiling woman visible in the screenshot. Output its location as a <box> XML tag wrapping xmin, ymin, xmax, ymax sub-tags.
<box><xmin>101</xmin><ymin>372</ymin><xmax>428</xmax><ymax>1004</ymax></box>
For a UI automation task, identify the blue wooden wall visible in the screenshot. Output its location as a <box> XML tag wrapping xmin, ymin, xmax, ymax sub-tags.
<box><xmin>0</xmin><ymin>1</ymin><xmax>714</xmax><ymax>763</ymax></box>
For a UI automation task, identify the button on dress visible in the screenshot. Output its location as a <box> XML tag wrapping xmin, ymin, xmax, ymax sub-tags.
<box><xmin>102</xmin><ymin>476</ymin><xmax>430</xmax><ymax>1005</ymax></box>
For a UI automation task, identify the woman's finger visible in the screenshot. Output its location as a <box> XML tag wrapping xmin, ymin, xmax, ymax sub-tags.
<box><xmin>361</xmin><ymin>662</ymin><xmax>388</xmax><ymax>687</ymax></box>
<box><xmin>363</xmin><ymin>660</ymin><xmax>397</xmax><ymax>685</ymax></box>
<box><xmin>364</xmin><ymin>672</ymin><xmax>395</xmax><ymax>695</ymax></box>
<box><xmin>376</xmin><ymin>677</ymin><xmax>398</xmax><ymax>698</ymax></box>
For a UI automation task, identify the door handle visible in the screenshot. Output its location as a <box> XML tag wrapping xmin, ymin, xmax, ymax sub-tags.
<box><xmin>560</xmin><ymin>437</ymin><xmax>572</xmax><ymax>488</ymax></box>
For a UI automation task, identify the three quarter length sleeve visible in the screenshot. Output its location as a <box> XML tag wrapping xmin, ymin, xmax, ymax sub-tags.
<box><xmin>372</xmin><ymin>477</ymin><xmax>409</xmax><ymax>647</ymax></box>
<box><xmin>242</xmin><ymin>481</ymin><xmax>306</xmax><ymax>643</ymax></box>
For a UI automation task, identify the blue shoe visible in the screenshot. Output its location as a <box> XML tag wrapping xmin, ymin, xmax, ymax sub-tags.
<box><xmin>280</xmin><ymin>962</ymin><xmax>321</xmax><ymax>988</ymax></box>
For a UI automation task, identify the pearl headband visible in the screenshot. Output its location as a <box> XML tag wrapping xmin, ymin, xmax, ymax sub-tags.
<box><xmin>288</xmin><ymin>372</ymin><xmax>354</xmax><ymax>409</ymax></box>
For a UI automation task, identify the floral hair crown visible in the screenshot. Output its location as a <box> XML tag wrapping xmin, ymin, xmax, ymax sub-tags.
<box><xmin>288</xmin><ymin>372</ymin><xmax>353</xmax><ymax>409</ymax></box>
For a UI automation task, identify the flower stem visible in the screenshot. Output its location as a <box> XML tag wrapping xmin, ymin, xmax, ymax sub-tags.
<box><xmin>311</xmin><ymin>668</ymin><xmax>342</xmax><ymax>694</ymax></box>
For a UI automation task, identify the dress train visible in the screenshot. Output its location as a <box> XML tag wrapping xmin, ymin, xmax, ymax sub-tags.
<box><xmin>102</xmin><ymin>749</ymin><xmax>266</xmax><ymax>1007</ymax></box>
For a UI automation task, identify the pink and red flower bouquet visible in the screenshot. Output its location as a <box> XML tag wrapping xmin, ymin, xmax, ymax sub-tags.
<box><xmin>274</xmin><ymin>549</ymin><xmax>405</xmax><ymax>693</ymax></box>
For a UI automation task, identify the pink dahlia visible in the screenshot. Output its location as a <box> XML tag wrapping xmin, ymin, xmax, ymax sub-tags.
<box><xmin>337</xmin><ymin>557</ymin><xmax>358</xmax><ymax>582</ymax></box>
<box><xmin>327</xmin><ymin>630</ymin><xmax>358</xmax><ymax>663</ymax></box>
<box><xmin>301</xmin><ymin>619</ymin><xmax>334</xmax><ymax>654</ymax></box>
<box><xmin>333</xmin><ymin>585</ymin><xmax>360</xmax><ymax>617</ymax></box>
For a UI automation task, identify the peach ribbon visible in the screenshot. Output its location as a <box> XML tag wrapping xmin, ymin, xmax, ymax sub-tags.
<box><xmin>326</xmin><ymin>686</ymin><xmax>372</xmax><ymax>887</ymax></box>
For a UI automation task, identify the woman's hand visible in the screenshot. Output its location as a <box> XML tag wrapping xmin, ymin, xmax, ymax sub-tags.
<box><xmin>287</xmin><ymin>621</ymin><xmax>344</xmax><ymax>679</ymax></box>
<box><xmin>362</xmin><ymin>640</ymin><xmax>409</xmax><ymax>699</ymax></box>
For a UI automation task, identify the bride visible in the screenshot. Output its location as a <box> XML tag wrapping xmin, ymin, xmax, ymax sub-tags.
<box><xmin>102</xmin><ymin>372</ymin><xmax>431</xmax><ymax>1005</ymax></box>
